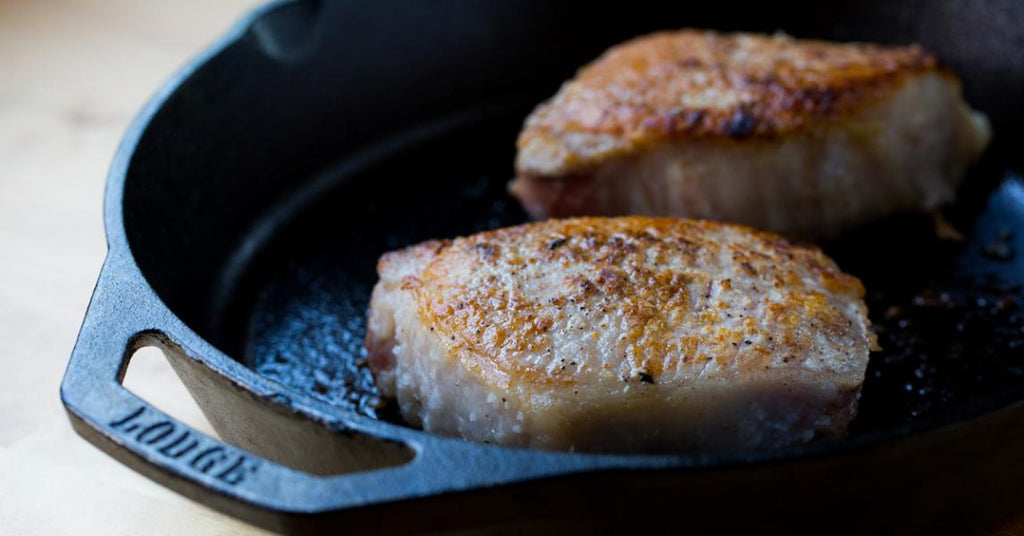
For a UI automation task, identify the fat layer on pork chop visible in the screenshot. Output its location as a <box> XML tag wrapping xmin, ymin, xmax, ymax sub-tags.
<box><xmin>365</xmin><ymin>217</ymin><xmax>877</xmax><ymax>453</ymax></box>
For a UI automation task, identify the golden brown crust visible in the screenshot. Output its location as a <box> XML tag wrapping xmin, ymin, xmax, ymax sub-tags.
<box><xmin>393</xmin><ymin>217</ymin><xmax>874</xmax><ymax>391</ymax></box>
<box><xmin>516</xmin><ymin>30</ymin><xmax>944</xmax><ymax>174</ymax></box>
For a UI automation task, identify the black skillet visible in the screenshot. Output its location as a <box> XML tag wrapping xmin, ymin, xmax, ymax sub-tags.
<box><xmin>61</xmin><ymin>0</ymin><xmax>1024</xmax><ymax>533</ymax></box>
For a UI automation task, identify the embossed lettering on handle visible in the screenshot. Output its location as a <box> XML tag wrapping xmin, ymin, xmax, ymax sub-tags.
<box><xmin>111</xmin><ymin>406</ymin><xmax>259</xmax><ymax>485</ymax></box>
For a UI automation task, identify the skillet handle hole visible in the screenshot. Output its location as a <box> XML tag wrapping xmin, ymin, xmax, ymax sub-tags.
<box><xmin>122</xmin><ymin>345</ymin><xmax>221</xmax><ymax>438</ymax></box>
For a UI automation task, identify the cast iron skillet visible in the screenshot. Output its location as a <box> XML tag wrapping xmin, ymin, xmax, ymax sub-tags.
<box><xmin>62</xmin><ymin>0</ymin><xmax>1024</xmax><ymax>533</ymax></box>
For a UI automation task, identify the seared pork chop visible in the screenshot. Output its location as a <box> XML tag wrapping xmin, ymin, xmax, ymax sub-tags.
<box><xmin>366</xmin><ymin>217</ymin><xmax>877</xmax><ymax>453</ymax></box>
<box><xmin>511</xmin><ymin>30</ymin><xmax>991</xmax><ymax>238</ymax></box>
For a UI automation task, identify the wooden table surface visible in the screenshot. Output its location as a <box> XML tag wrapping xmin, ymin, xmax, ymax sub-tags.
<box><xmin>0</xmin><ymin>1</ymin><xmax>1022</xmax><ymax>534</ymax></box>
<box><xmin>0</xmin><ymin>0</ymin><xmax>271</xmax><ymax>533</ymax></box>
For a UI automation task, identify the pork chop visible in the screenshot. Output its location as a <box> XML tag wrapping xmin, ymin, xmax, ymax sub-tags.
<box><xmin>365</xmin><ymin>217</ymin><xmax>877</xmax><ymax>453</ymax></box>
<box><xmin>511</xmin><ymin>30</ymin><xmax>991</xmax><ymax>238</ymax></box>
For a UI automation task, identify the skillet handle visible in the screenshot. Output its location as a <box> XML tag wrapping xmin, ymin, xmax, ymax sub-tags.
<box><xmin>59</xmin><ymin>255</ymin><xmax>341</xmax><ymax>517</ymax></box>
<box><xmin>59</xmin><ymin>254</ymin><xmax>448</xmax><ymax>527</ymax></box>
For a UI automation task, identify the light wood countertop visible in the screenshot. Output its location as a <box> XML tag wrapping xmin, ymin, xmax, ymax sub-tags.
<box><xmin>0</xmin><ymin>0</ymin><xmax>268</xmax><ymax>533</ymax></box>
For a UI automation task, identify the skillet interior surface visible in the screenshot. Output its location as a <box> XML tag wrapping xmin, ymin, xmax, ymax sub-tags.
<box><xmin>118</xmin><ymin>0</ymin><xmax>1024</xmax><ymax>458</ymax></box>
<box><xmin>211</xmin><ymin>105</ymin><xmax>1024</xmax><ymax>447</ymax></box>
